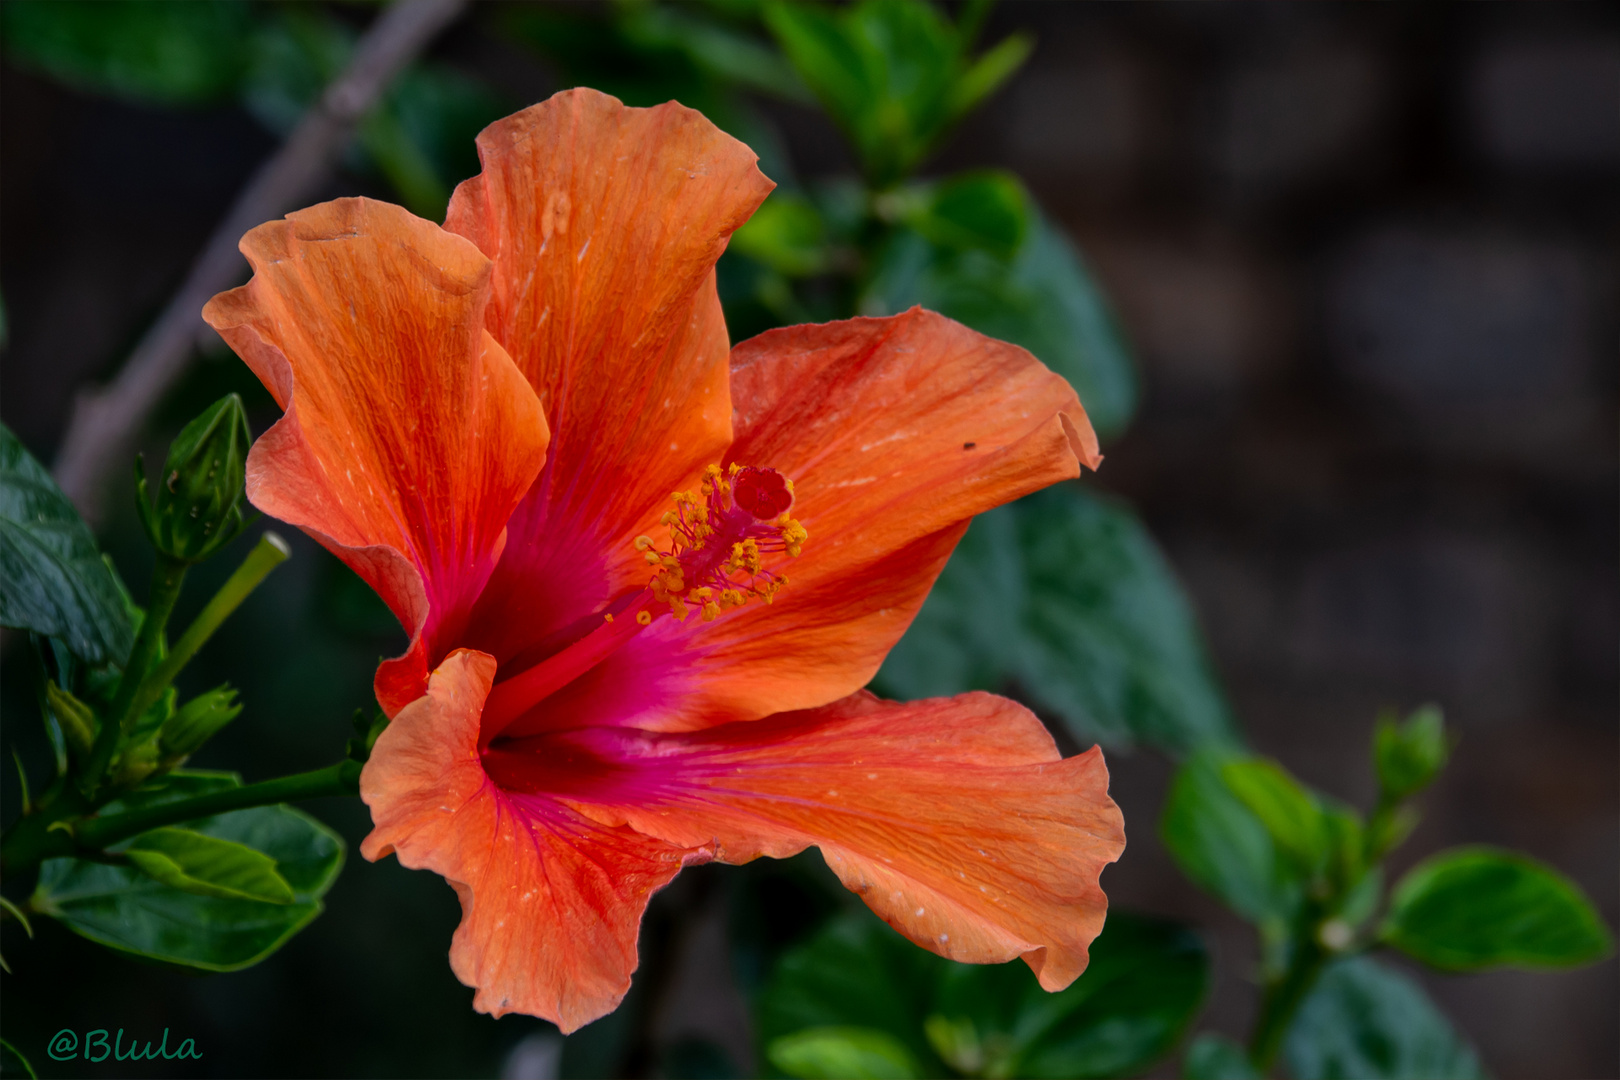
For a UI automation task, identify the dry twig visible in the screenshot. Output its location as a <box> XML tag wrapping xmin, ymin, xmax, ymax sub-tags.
<box><xmin>52</xmin><ymin>0</ymin><xmax>468</xmax><ymax>523</ymax></box>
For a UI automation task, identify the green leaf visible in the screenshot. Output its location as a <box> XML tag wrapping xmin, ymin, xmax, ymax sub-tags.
<box><xmin>1</xmin><ymin>0</ymin><xmax>252</xmax><ymax>104</ymax></box>
<box><xmin>757</xmin><ymin>912</ymin><xmax>948</xmax><ymax>1077</ymax></box>
<box><xmin>947</xmin><ymin>31</ymin><xmax>1032</xmax><ymax>122</ymax></box>
<box><xmin>1382</xmin><ymin>846</ymin><xmax>1613</xmax><ymax>971</ymax></box>
<box><xmin>759</xmin><ymin>910</ymin><xmax>1205</xmax><ymax>1080</ymax></box>
<box><xmin>0</xmin><ymin>1037</ymin><xmax>38</xmax><ymax>1080</ymax></box>
<box><xmin>899</xmin><ymin>170</ymin><xmax>1029</xmax><ymax>258</ymax></box>
<box><xmin>1220</xmin><ymin>760</ymin><xmax>1328</xmax><ymax>874</ymax></box>
<box><xmin>767</xmin><ymin>1028</ymin><xmax>920</xmax><ymax>1080</ymax></box>
<box><xmin>123</xmin><ymin>827</ymin><xmax>295</xmax><ymax>905</ymax></box>
<box><xmin>1374</xmin><ymin>705</ymin><xmax>1449</xmax><ymax>802</ymax></box>
<box><xmin>1284</xmin><ymin>957</ymin><xmax>1486</xmax><ymax>1080</ymax></box>
<box><xmin>0</xmin><ymin>425</ymin><xmax>134</xmax><ymax>664</ymax></box>
<box><xmin>875</xmin><ymin>486</ymin><xmax>1237</xmax><ymax>754</ymax></box>
<box><xmin>862</xmin><ymin>204</ymin><xmax>1138</xmax><ymax>442</ymax></box>
<box><xmin>31</xmin><ymin>792</ymin><xmax>343</xmax><ymax>972</ymax></box>
<box><xmin>929</xmin><ymin>913</ymin><xmax>1208</xmax><ymax>1079</ymax></box>
<box><xmin>1160</xmin><ymin>750</ymin><xmax>1300</xmax><ymax>924</ymax></box>
<box><xmin>1182</xmin><ymin>1033</ymin><xmax>1259</xmax><ymax>1080</ymax></box>
<box><xmin>732</xmin><ymin>193</ymin><xmax>833</xmax><ymax>277</ymax></box>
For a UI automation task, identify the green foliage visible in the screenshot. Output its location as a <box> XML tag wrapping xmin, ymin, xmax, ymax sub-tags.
<box><xmin>1219</xmin><ymin>759</ymin><xmax>1329</xmax><ymax>876</ymax></box>
<box><xmin>0</xmin><ymin>425</ymin><xmax>134</xmax><ymax>664</ymax></box>
<box><xmin>1160</xmin><ymin>750</ymin><xmax>1299</xmax><ymax>927</ymax></box>
<box><xmin>862</xmin><ymin>199</ymin><xmax>1138</xmax><ymax>442</ymax></box>
<box><xmin>123</xmin><ymin>827</ymin><xmax>295</xmax><ymax>905</ymax></box>
<box><xmin>759</xmin><ymin>910</ymin><xmax>1206</xmax><ymax>1079</ymax></box>
<box><xmin>764</xmin><ymin>0</ymin><xmax>1030</xmax><ymax>186</ymax></box>
<box><xmin>1181</xmin><ymin>1034</ymin><xmax>1259</xmax><ymax>1080</ymax></box>
<box><xmin>30</xmin><ymin>774</ymin><xmax>344</xmax><ymax>972</ymax></box>
<box><xmin>159</xmin><ymin>684</ymin><xmax>243</xmax><ymax>762</ymax></box>
<box><xmin>732</xmin><ymin>193</ymin><xmax>835</xmax><ymax>277</ymax></box>
<box><xmin>1373</xmin><ymin>705</ymin><xmax>1449</xmax><ymax>803</ymax></box>
<box><xmin>878</xmin><ymin>486</ymin><xmax>1237</xmax><ymax>755</ymax></box>
<box><xmin>1</xmin><ymin>0</ymin><xmax>252</xmax><ymax>104</ymax></box>
<box><xmin>1382</xmin><ymin>847</ymin><xmax>1613</xmax><ymax>971</ymax></box>
<box><xmin>136</xmin><ymin>393</ymin><xmax>251</xmax><ymax>563</ymax></box>
<box><xmin>1283</xmin><ymin>958</ymin><xmax>1485</xmax><ymax>1080</ymax></box>
<box><xmin>770</xmin><ymin>1028</ymin><xmax>922</xmax><ymax>1080</ymax></box>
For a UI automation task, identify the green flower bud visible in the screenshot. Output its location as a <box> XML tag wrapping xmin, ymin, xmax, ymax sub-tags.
<box><xmin>137</xmin><ymin>394</ymin><xmax>251</xmax><ymax>563</ymax></box>
<box><xmin>43</xmin><ymin>681</ymin><xmax>98</xmax><ymax>759</ymax></box>
<box><xmin>1374</xmin><ymin>704</ymin><xmax>1449</xmax><ymax>802</ymax></box>
<box><xmin>159</xmin><ymin>684</ymin><xmax>242</xmax><ymax>763</ymax></box>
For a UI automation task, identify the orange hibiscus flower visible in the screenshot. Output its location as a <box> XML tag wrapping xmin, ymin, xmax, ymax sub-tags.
<box><xmin>204</xmin><ymin>89</ymin><xmax>1125</xmax><ymax>1032</ymax></box>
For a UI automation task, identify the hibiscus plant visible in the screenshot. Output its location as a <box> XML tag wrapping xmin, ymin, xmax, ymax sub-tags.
<box><xmin>0</xmin><ymin>3</ymin><xmax>1612</xmax><ymax>1080</ymax></box>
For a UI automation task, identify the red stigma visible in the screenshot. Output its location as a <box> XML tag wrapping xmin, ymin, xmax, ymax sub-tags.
<box><xmin>732</xmin><ymin>467</ymin><xmax>793</xmax><ymax>519</ymax></box>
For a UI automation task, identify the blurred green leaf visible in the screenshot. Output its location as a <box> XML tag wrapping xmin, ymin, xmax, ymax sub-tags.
<box><xmin>765</xmin><ymin>0</ymin><xmax>1028</xmax><ymax>185</ymax></box>
<box><xmin>876</xmin><ymin>486</ymin><xmax>1237</xmax><ymax>754</ymax></box>
<box><xmin>929</xmin><ymin>913</ymin><xmax>1207</xmax><ymax>1079</ymax></box>
<box><xmin>768</xmin><ymin>1028</ymin><xmax>921</xmax><ymax>1080</ymax></box>
<box><xmin>890</xmin><ymin>170</ymin><xmax>1029</xmax><ymax>258</ymax></box>
<box><xmin>1382</xmin><ymin>846</ymin><xmax>1613</xmax><ymax>972</ymax></box>
<box><xmin>0</xmin><ymin>1038</ymin><xmax>37</xmax><ymax>1080</ymax></box>
<box><xmin>1161</xmin><ymin>751</ymin><xmax>1299</xmax><ymax>925</ymax></box>
<box><xmin>1220</xmin><ymin>760</ymin><xmax>1328</xmax><ymax>875</ymax></box>
<box><xmin>31</xmin><ymin>787</ymin><xmax>343</xmax><ymax>971</ymax></box>
<box><xmin>757</xmin><ymin>912</ymin><xmax>947</xmax><ymax>1077</ymax></box>
<box><xmin>0</xmin><ymin>425</ymin><xmax>134</xmax><ymax>664</ymax></box>
<box><xmin>124</xmin><ymin>827</ymin><xmax>295</xmax><ymax>905</ymax></box>
<box><xmin>863</xmin><ymin>203</ymin><xmax>1138</xmax><ymax>442</ymax></box>
<box><xmin>619</xmin><ymin>1</ymin><xmax>811</xmax><ymax>102</ymax></box>
<box><xmin>1182</xmin><ymin>1033</ymin><xmax>1259</xmax><ymax>1080</ymax></box>
<box><xmin>1284</xmin><ymin>957</ymin><xmax>1485</xmax><ymax>1080</ymax></box>
<box><xmin>1</xmin><ymin>0</ymin><xmax>252</xmax><ymax>104</ymax></box>
<box><xmin>732</xmin><ymin>193</ymin><xmax>833</xmax><ymax>276</ymax></box>
<box><xmin>1373</xmin><ymin>705</ymin><xmax>1449</xmax><ymax>803</ymax></box>
<box><xmin>759</xmin><ymin>909</ymin><xmax>1205</xmax><ymax>1080</ymax></box>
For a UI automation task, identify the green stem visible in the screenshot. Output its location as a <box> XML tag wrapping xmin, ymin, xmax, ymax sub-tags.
<box><xmin>83</xmin><ymin>554</ymin><xmax>188</xmax><ymax>795</ymax></box>
<box><xmin>1</xmin><ymin>761</ymin><xmax>360</xmax><ymax>876</ymax></box>
<box><xmin>1247</xmin><ymin>914</ymin><xmax>1330</xmax><ymax>1075</ymax></box>
<box><xmin>140</xmin><ymin>533</ymin><xmax>290</xmax><ymax>717</ymax></box>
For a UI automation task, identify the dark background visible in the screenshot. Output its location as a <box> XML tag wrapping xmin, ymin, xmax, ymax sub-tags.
<box><xmin>2</xmin><ymin>3</ymin><xmax>1616</xmax><ymax>1077</ymax></box>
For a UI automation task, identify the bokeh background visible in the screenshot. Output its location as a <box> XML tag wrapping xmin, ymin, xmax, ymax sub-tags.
<box><xmin>2</xmin><ymin>2</ymin><xmax>1616</xmax><ymax>1077</ymax></box>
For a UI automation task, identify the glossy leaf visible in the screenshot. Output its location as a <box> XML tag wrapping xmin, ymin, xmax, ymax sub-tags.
<box><xmin>1382</xmin><ymin>846</ymin><xmax>1613</xmax><ymax>971</ymax></box>
<box><xmin>124</xmin><ymin>827</ymin><xmax>295</xmax><ymax>905</ymax></box>
<box><xmin>1284</xmin><ymin>957</ymin><xmax>1485</xmax><ymax>1080</ymax></box>
<box><xmin>31</xmin><ymin>784</ymin><xmax>343</xmax><ymax>972</ymax></box>
<box><xmin>1161</xmin><ymin>751</ymin><xmax>1299</xmax><ymax>924</ymax></box>
<box><xmin>898</xmin><ymin>171</ymin><xmax>1029</xmax><ymax>258</ymax></box>
<box><xmin>732</xmin><ymin>193</ymin><xmax>833</xmax><ymax>277</ymax></box>
<box><xmin>1220</xmin><ymin>759</ymin><xmax>1328</xmax><ymax>874</ymax></box>
<box><xmin>875</xmin><ymin>486</ymin><xmax>1237</xmax><ymax>754</ymax></box>
<box><xmin>1182</xmin><ymin>1033</ymin><xmax>1259</xmax><ymax>1080</ymax></box>
<box><xmin>768</xmin><ymin>1028</ymin><xmax>921</xmax><ymax>1080</ymax></box>
<box><xmin>758</xmin><ymin>909</ymin><xmax>1206</xmax><ymax>1080</ymax></box>
<box><xmin>862</xmin><ymin>206</ymin><xmax>1138</xmax><ymax>442</ymax></box>
<box><xmin>929</xmin><ymin>913</ymin><xmax>1208</xmax><ymax>1079</ymax></box>
<box><xmin>0</xmin><ymin>0</ymin><xmax>251</xmax><ymax>104</ymax></box>
<box><xmin>757</xmin><ymin>912</ymin><xmax>948</xmax><ymax>1077</ymax></box>
<box><xmin>0</xmin><ymin>425</ymin><xmax>134</xmax><ymax>664</ymax></box>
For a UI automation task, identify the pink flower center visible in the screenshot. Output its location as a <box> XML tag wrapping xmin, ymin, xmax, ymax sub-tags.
<box><xmin>477</xmin><ymin>464</ymin><xmax>806</xmax><ymax>743</ymax></box>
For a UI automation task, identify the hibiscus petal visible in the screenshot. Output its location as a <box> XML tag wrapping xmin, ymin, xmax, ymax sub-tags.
<box><xmin>203</xmin><ymin>198</ymin><xmax>548</xmax><ymax>714</ymax></box>
<box><xmin>447</xmin><ymin>88</ymin><xmax>774</xmax><ymax>666</ymax></box>
<box><xmin>503</xmin><ymin>308</ymin><xmax>1099</xmax><ymax>736</ymax></box>
<box><xmin>360</xmin><ymin>649</ymin><xmax>702</xmax><ymax>1031</ymax></box>
<box><xmin>492</xmin><ymin>691</ymin><xmax>1123</xmax><ymax>988</ymax></box>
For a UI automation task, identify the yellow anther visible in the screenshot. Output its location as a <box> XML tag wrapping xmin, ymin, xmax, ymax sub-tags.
<box><xmin>634</xmin><ymin>535</ymin><xmax>654</xmax><ymax>551</ymax></box>
<box><xmin>701</xmin><ymin>601</ymin><xmax>721</xmax><ymax>621</ymax></box>
<box><xmin>670</xmin><ymin>596</ymin><xmax>690</xmax><ymax>622</ymax></box>
<box><xmin>604</xmin><ymin>613</ymin><xmax>615</xmax><ymax>623</ymax></box>
<box><xmin>636</xmin><ymin>610</ymin><xmax>652</xmax><ymax>626</ymax></box>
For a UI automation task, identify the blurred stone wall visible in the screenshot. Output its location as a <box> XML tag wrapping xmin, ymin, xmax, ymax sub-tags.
<box><xmin>934</xmin><ymin>4</ymin><xmax>1616</xmax><ymax>1076</ymax></box>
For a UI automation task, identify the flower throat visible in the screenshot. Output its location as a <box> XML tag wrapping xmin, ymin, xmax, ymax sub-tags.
<box><xmin>478</xmin><ymin>465</ymin><xmax>807</xmax><ymax>742</ymax></box>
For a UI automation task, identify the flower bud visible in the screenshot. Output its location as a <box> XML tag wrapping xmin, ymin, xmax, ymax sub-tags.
<box><xmin>44</xmin><ymin>681</ymin><xmax>98</xmax><ymax>759</ymax></box>
<box><xmin>159</xmin><ymin>684</ymin><xmax>242</xmax><ymax>763</ymax></box>
<box><xmin>137</xmin><ymin>394</ymin><xmax>251</xmax><ymax>563</ymax></box>
<box><xmin>1374</xmin><ymin>704</ymin><xmax>1449</xmax><ymax>802</ymax></box>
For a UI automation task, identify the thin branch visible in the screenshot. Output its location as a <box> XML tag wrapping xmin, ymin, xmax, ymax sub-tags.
<box><xmin>51</xmin><ymin>0</ymin><xmax>468</xmax><ymax>524</ymax></box>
